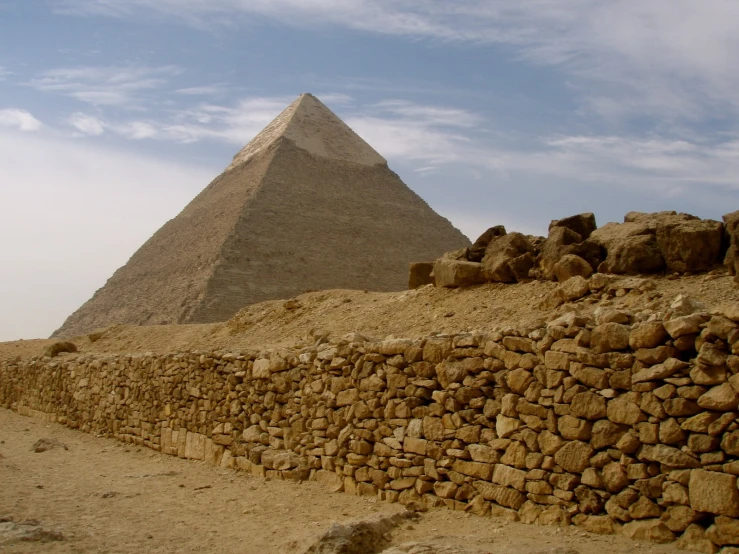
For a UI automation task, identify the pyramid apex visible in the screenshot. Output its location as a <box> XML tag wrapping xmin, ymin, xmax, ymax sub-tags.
<box><xmin>228</xmin><ymin>93</ymin><xmax>385</xmax><ymax>171</ymax></box>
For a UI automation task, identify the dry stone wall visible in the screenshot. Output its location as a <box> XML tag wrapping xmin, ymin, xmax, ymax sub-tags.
<box><xmin>4</xmin><ymin>297</ymin><xmax>739</xmax><ymax>551</ymax></box>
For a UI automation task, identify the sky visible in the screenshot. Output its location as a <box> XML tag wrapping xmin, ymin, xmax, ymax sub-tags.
<box><xmin>2</xmin><ymin>1</ymin><xmax>739</xmax><ymax>341</ymax></box>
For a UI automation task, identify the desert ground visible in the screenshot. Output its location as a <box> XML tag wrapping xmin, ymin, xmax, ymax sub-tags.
<box><xmin>1</xmin><ymin>408</ymin><xmax>688</xmax><ymax>554</ymax></box>
<box><xmin>2</xmin><ymin>272</ymin><xmax>736</xmax><ymax>362</ymax></box>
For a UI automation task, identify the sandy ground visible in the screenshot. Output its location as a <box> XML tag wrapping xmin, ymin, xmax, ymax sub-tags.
<box><xmin>2</xmin><ymin>273</ymin><xmax>737</xmax><ymax>362</ymax></box>
<box><xmin>0</xmin><ymin>408</ymin><xmax>690</xmax><ymax>554</ymax></box>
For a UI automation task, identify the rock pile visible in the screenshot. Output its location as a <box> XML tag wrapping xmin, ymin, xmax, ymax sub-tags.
<box><xmin>3</xmin><ymin>292</ymin><xmax>739</xmax><ymax>551</ymax></box>
<box><xmin>423</xmin><ymin>211</ymin><xmax>733</xmax><ymax>289</ymax></box>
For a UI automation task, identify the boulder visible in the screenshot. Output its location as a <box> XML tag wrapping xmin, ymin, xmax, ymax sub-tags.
<box><xmin>534</xmin><ymin>226</ymin><xmax>584</xmax><ymax>280</ymax></box>
<box><xmin>469</xmin><ymin>225</ymin><xmax>506</xmax><ymax>262</ymax></box>
<box><xmin>408</xmin><ymin>262</ymin><xmax>434</xmax><ymax>289</ymax></box>
<box><xmin>549</xmin><ymin>212</ymin><xmax>597</xmax><ymax>240</ymax></box>
<box><xmin>553</xmin><ymin>254</ymin><xmax>593</xmax><ymax>282</ymax></box>
<box><xmin>656</xmin><ymin>215</ymin><xmax>723</xmax><ymax>272</ymax></box>
<box><xmin>590</xmin><ymin>222</ymin><xmax>665</xmax><ymax>275</ymax></box>
<box><xmin>723</xmin><ymin>211</ymin><xmax>739</xmax><ymax>275</ymax></box>
<box><xmin>433</xmin><ymin>259</ymin><xmax>485</xmax><ymax>288</ymax></box>
<box><xmin>481</xmin><ymin>232</ymin><xmax>535</xmax><ymax>282</ymax></box>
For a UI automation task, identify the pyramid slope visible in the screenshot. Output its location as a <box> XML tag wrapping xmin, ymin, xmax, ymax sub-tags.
<box><xmin>53</xmin><ymin>93</ymin><xmax>469</xmax><ymax>338</ymax></box>
<box><xmin>190</xmin><ymin>138</ymin><xmax>469</xmax><ymax>323</ymax></box>
<box><xmin>52</xmin><ymin>143</ymin><xmax>280</xmax><ymax>338</ymax></box>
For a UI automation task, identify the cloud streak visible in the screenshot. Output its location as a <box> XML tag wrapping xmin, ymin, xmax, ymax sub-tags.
<box><xmin>28</xmin><ymin>64</ymin><xmax>183</xmax><ymax>107</ymax></box>
<box><xmin>53</xmin><ymin>0</ymin><xmax>739</xmax><ymax>124</ymax></box>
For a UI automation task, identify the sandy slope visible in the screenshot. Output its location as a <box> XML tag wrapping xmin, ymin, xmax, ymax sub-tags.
<box><xmin>2</xmin><ymin>272</ymin><xmax>737</xmax><ymax>361</ymax></box>
<box><xmin>0</xmin><ymin>408</ymin><xmax>687</xmax><ymax>554</ymax></box>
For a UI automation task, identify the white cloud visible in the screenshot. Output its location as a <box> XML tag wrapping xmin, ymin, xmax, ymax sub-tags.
<box><xmin>69</xmin><ymin>112</ymin><xmax>106</xmax><ymax>135</ymax></box>
<box><xmin>0</xmin><ymin>108</ymin><xmax>42</xmax><ymax>131</ymax></box>
<box><xmin>0</xmin><ymin>130</ymin><xmax>216</xmax><ymax>341</ymax></box>
<box><xmin>0</xmin><ymin>66</ymin><xmax>9</xmax><ymax>80</ymax></box>
<box><xmin>29</xmin><ymin>64</ymin><xmax>183</xmax><ymax>107</ymax></box>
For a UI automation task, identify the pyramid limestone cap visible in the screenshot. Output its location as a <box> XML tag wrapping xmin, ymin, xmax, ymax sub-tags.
<box><xmin>227</xmin><ymin>93</ymin><xmax>386</xmax><ymax>170</ymax></box>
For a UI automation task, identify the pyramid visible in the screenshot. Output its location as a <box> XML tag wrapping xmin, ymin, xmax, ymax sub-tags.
<box><xmin>53</xmin><ymin>94</ymin><xmax>470</xmax><ymax>338</ymax></box>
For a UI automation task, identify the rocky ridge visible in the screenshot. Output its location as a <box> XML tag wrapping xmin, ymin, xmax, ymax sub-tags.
<box><xmin>414</xmin><ymin>210</ymin><xmax>739</xmax><ymax>290</ymax></box>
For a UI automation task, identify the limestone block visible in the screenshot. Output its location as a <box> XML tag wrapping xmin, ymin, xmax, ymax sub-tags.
<box><xmin>591</xmin><ymin>323</ymin><xmax>630</xmax><ymax>354</ymax></box>
<box><xmin>452</xmin><ymin>460</ymin><xmax>493</xmax><ymax>480</ymax></box>
<box><xmin>433</xmin><ymin>259</ymin><xmax>485</xmax><ymax>288</ymax></box>
<box><xmin>570</xmin><ymin>391</ymin><xmax>607</xmax><ymax>420</ymax></box>
<box><xmin>622</xmin><ymin>519</ymin><xmax>675</xmax><ymax>544</ymax></box>
<box><xmin>698</xmin><ymin>383</ymin><xmax>739</xmax><ymax>411</ymax></box>
<box><xmin>689</xmin><ymin>470</ymin><xmax>739</xmax><ymax>517</ymax></box>
<box><xmin>492</xmin><ymin>464</ymin><xmax>526</xmax><ymax>491</ymax></box>
<box><xmin>706</xmin><ymin>516</ymin><xmax>739</xmax><ymax>546</ymax></box>
<box><xmin>674</xmin><ymin>524</ymin><xmax>718</xmax><ymax>554</ymax></box>
<box><xmin>607</xmin><ymin>394</ymin><xmax>646</xmax><ymax>425</ymax></box>
<box><xmin>553</xmin><ymin>441</ymin><xmax>593</xmax><ymax>473</ymax></box>
<box><xmin>472</xmin><ymin>482</ymin><xmax>525</xmax><ymax>510</ymax></box>
<box><xmin>184</xmin><ymin>432</ymin><xmax>206</xmax><ymax>460</ymax></box>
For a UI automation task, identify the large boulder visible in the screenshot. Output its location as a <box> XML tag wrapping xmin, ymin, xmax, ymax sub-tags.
<box><xmin>549</xmin><ymin>212</ymin><xmax>597</xmax><ymax>240</ymax></box>
<box><xmin>723</xmin><ymin>210</ymin><xmax>739</xmax><ymax>275</ymax></box>
<box><xmin>408</xmin><ymin>262</ymin><xmax>434</xmax><ymax>289</ymax></box>
<box><xmin>590</xmin><ymin>222</ymin><xmax>664</xmax><ymax>274</ymax></box>
<box><xmin>469</xmin><ymin>225</ymin><xmax>506</xmax><ymax>262</ymax></box>
<box><xmin>433</xmin><ymin>259</ymin><xmax>485</xmax><ymax>288</ymax></box>
<box><xmin>481</xmin><ymin>232</ymin><xmax>535</xmax><ymax>282</ymax></box>
<box><xmin>656</xmin><ymin>215</ymin><xmax>723</xmax><ymax>272</ymax></box>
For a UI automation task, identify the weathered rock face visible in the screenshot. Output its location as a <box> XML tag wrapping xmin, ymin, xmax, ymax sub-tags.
<box><xmin>53</xmin><ymin>93</ymin><xmax>470</xmax><ymax>338</ymax></box>
<box><xmin>5</xmin><ymin>300</ymin><xmax>739</xmax><ymax>551</ymax></box>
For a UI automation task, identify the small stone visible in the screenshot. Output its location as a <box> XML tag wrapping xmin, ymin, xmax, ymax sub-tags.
<box><xmin>622</xmin><ymin>519</ymin><xmax>675</xmax><ymax>544</ymax></box>
<box><xmin>698</xmin><ymin>383</ymin><xmax>739</xmax><ymax>411</ymax></box>
<box><xmin>675</xmin><ymin>523</ymin><xmax>718</xmax><ymax>554</ymax></box>
<box><xmin>570</xmin><ymin>391</ymin><xmax>607</xmax><ymax>420</ymax></box>
<box><xmin>630</xmin><ymin>322</ymin><xmax>668</xmax><ymax>350</ymax></box>
<box><xmin>591</xmin><ymin>323</ymin><xmax>631</xmax><ymax>354</ymax></box>
<box><xmin>553</xmin><ymin>441</ymin><xmax>593</xmax><ymax>473</ymax></box>
<box><xmin>706</xmin><ymin>515</ymin><xmax>739</xmax><ymax>546</ymax></box>
<box><xmin>607</xmin><ymin>394</ymin><xmax>646</xmax><ymax>425</ymax></box>
<box><xmin>660</xmin><ymin>505</ymin><xmax>700</xmax><ymax>532</ymax></box>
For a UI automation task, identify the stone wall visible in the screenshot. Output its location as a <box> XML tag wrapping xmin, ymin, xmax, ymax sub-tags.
<box><xmin>4</xmin><ymin>299</ymin><xmax>739</xmax><ymax>551</ymax></box>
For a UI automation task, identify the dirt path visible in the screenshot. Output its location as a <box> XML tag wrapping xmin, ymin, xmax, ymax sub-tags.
<box><xmin>0</xmin><ymin>409</ymin><xmax>687</xmax><ymax>554</ymax></box>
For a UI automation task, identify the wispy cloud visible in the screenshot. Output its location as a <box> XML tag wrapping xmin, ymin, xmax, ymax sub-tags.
<box><xmin>68</xmin><ymin>112</ymin><xmax>106</xmax><ymax>135</ymax></box>
<box><xmin>0</xmin><ymin>108</ymin><xmax>42</xmax><ymax>131</ymax></box>
<box><xmin>28</xmin><ymin>64</ymin><xmax>183</xmax><ymax>107</ymax></box>
<box><xmin>175</xmin><ymin>84</ymin><xmax>228</xmax><ymax>96</ymax></box>
<box><xmin>0</xmin><ymin>67</ymin><xmax>10</xmax><ymax>81</ymax></box>
<box><xmin>53</xmin><ymin>1</ymin><xmax>739</xmax><ymax>125</ymax></box>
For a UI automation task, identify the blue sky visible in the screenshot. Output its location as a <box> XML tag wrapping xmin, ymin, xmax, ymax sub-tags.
<box><xmin>2</xmin><ymin>1</ymin><xmax>739</xmax><ymax>340</ymax></box>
